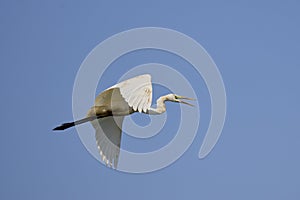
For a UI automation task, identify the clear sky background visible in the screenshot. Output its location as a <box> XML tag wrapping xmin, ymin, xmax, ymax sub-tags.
<box><xmin>1</xmin><ymin>0</ymin><xmax>299</xmax><ymax>199</ymax></box>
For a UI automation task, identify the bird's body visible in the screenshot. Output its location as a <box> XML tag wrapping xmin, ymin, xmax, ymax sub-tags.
<box><xmin>53</xmin><ymin>74</ymin><xmax>194</xmax><ymax>168</ymax></box>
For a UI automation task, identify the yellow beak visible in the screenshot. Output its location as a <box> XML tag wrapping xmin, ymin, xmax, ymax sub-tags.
<box><xmin>177</xmin><ymin>96</ymin><xmax>196</xmax><ymax>107</ymax></box>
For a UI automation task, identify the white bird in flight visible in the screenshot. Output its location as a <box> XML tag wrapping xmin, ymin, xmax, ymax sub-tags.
<box><xmin>53</xmin><ymin>74</ymin><xmax>195</xmax><ymax>169</ymax></box>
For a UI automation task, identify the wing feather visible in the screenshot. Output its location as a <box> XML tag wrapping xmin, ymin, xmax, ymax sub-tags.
<box><xmin>89</xmin><ymin>74</ymin><xmax>153</xmax><ymax>169</ymax></box>
<box><xmin>108</xmin><ymin>74</ymin><xmax>152</xmax><ymax>112</ymax></box>
<box><xmin>91</xmin><ymin>116</ymin><xmax>124</xmax><ymax>169</ymax></box>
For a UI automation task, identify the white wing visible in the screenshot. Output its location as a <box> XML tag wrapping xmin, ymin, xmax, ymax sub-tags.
<box><xmin>109</xmin><ymin>74</ymin><xmax>152</xmax><ymax>113</ymax></box>
<box><xmin>89</xmin><ymin>74</ymin><xmax>152</xmax><ymax>168</ymax></box>
<box><xmin>91</xmin><ymin>116</ymin><xmax>124</xmax><ymax>169</ymax></box>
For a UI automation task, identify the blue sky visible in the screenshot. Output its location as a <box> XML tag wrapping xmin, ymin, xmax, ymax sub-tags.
<box><xmin>1</xmin><ymin>0</ymin><xmax>300</xmax><ymax>199</ymax></box>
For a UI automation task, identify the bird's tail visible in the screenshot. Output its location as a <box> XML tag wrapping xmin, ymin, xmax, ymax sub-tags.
<box><xmin>53</xmin><ymin>116</ymin><xmax>97</xmax><ymax>131</ymax></box>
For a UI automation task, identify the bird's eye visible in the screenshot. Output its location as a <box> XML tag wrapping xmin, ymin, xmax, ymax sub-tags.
<box><xmin>174</xmin><ymin>96</ymin><xmax>178</xmax><ymax>99</ymax></box>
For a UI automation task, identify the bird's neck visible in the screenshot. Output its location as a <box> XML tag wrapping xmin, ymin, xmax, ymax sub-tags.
<box><xmin>147</xmin><ymin>95</ymin><xmax>168</xmax><ymax>115</ymax></box>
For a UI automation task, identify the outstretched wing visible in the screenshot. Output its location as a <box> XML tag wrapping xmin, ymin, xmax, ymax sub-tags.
<box><xmin>89</xmin><ymin>74</ymin><xmax>152</xmax><ymax>168</ymax></box>
<box><xmin>108</xmin><ymin>74</ymin><xmax>152</xmax><ymax>113</ymax></box>
<box><xmin>91</xmin><ymin>116</ymin><xmax>124</xmax><ymax>169</ymax></box>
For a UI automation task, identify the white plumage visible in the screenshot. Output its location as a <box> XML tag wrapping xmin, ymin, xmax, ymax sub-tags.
<box><xmin>108</xmin><ymin>74</ymin><xmax>152</xmax><ymax>113</ymax></box>
<box><xmin>53</xmin><ymin>74</ymin><xmax>195</xmax><ymax>169</ymax></box>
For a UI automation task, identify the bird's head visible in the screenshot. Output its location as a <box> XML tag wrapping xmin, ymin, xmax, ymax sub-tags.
<box><xmin>165</xmin><ymin>94</ymin><xmax>195</xmax><ymax>106</ymax></box>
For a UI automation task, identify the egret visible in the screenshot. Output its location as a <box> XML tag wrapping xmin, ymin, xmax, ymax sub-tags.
<box><xmin>53</xmin><ymin>74</ymin><xmax>195</xmax><ymax>168</ymax></box>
